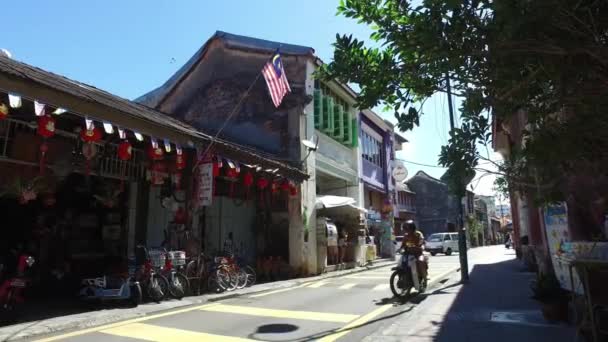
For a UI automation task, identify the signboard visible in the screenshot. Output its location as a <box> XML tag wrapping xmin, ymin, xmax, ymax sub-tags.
<box><xmin>544</xmin><ymin>203</ymin><xmax>582</xmax><ymax>294</ymax></box>
<box><xmin>198</xmin><ymin>162</ymin><xmax>214</xmax><ymax>207</ymax></box>
<box><xmin>392</xmin><ymin>162</ymin><xmax>408</xmax><ymax>182</ymax></box>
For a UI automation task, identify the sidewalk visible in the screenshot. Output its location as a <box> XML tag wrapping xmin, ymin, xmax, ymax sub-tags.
<box><xmin>363</xmin><ymin>247</ymin><xmax>576</xmax><ymax>342</ymax></box>
<box><xmin>0</xmin><ymin>258</ymin><xmax>395</xmax><ymax>342</ymax></box>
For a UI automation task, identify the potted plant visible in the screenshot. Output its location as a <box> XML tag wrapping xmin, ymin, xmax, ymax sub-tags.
<box><xmin>531</xmin><ymin>271</ymin><xmax>569</xmax><ymax>322</ymax></box>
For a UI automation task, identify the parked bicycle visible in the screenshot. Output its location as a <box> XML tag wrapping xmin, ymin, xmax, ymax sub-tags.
<box><xmin>185</xmin><ymin>252</ymin><xmax>234</xmax><ymax>294</ymax></box>
<box><xmin>134</xmin><ymin>245</ymin><xmax>170</xmax><ymax>303</ymax></box>
<box><xmin>156</xmin><ymin>249</ymin><xmax>189</xmax><ymax>300</ymax></box>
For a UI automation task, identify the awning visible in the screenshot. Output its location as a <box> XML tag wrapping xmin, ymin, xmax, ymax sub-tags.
<box><xmin>315</xmin><ymin>195</ymin><xmax>367</xmax><ymax>216</ymax></box>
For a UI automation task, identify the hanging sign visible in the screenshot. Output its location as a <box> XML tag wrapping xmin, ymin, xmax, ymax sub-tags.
<box><xmin>392</xmin><ymin>161</ymin><xmax>408</xmax><ymax>182</ymax></box>
<box><xmin>198</xmin><ymin>162</ymin><xmax>214</xmax><ymax>206</ymax></box>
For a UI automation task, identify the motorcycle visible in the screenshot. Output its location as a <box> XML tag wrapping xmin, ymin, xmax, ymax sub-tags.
<box><xmin>389</xmin><ymin>248</ymin><xmax>427</xmax><ymax>298</ymax></box>
<box><xmin>79</xmin><ymin>275</ymin><xmax>142</xmax><ymax>307</ymax></box>
<box><xmin>505</xmin><ymin>240</ymin><xmax>512</xmax><ymax>249</ymax></box>
<box><xmin>0</xmin><ymin>254</ymin><xmax>35</xmax><ymax>313</ymax></box>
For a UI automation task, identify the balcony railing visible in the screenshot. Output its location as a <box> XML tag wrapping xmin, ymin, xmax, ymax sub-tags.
<box><xmin>396</xmin><ymin>203</ymin><xmax>416</xmax><ymax>213</ymax></box>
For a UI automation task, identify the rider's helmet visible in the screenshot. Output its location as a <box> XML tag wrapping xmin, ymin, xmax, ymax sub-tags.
<box><xmin>404</xmin><ymin>220</ymin><xmax>417</xmax><ymax>232</ymax></box>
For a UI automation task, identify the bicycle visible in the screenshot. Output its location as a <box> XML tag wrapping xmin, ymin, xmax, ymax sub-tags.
<box><xmin>185</xmin><ymin>253</ymin><xmax>234</xmax><ymax>294</ymax></box>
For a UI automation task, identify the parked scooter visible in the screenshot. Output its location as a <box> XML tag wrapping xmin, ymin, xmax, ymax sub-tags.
<box><xmin>389</xmin><ymin>248</ymin><xmax>427</xmax><ymax>298</ymax></box>
<box><xmin>79</xmin><ymin>275</ymin><xmax>142</xmax><ymax>306</ymax></box>
<box><xmin>0</xmin><ymin>254</ymin><xmax>35</xmax><ymax>313</ymax></box>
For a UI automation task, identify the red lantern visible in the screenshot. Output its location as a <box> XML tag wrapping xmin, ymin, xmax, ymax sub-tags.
<box><xmin>280</xmin><ymin>179</ymin><xmax>290</xmax><ymax>192</ymax></box>
<box><xmin>118</xmin><ymin>141</ymin><xmax>132</xmax><ymax>161</ymax></box>
<box><xmin>243</xmin><ymin>172</ymin><xmax>254</xmax><ymax>200</ymax></box>
<box><xmin>80</xmin><ymin>127</ymin><xmax>102</xmax><ymax>143</ymax></box>
<box><xmin>213</xmin><ymin>161</ymin><xmax>221</xmax><ymax>177</ymax></box>
<box><xmin>174</xmin><ymin>207</ymin><xmax>186</xmax><ymax>224</ymax></box>
<box><xmin>37</xmin><ymin>115</ymin><xmax>55</xmax><ymax>138</ymax></box>
<box><xmin>257</xmin><ymin>177</ymin><xmax>269</xmax><ymax>202</ymax></box>
<box><xmin>289</xmin><ymin>183</ymin><xmax>298</xmax><ymax>197</ymax></box>
<box><xmin>175</xmin><ymin>154</ymin><xmax>186</xmax><ymax>171</ymax></box>
<box><xmin>0</xmin><ymin>103</ymin><xmax>8</xmax><ymax>120</ymax></box>
<box><xmin>148</xmin><ymin>146</ymin><xmax>164</xmax><ymax>161</ymax></box>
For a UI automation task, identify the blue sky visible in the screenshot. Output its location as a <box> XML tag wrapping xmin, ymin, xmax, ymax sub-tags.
<box><xmin>4</xmin><ymin>0</ymin><xmax>498</xmax><ymax>195</ymax></box>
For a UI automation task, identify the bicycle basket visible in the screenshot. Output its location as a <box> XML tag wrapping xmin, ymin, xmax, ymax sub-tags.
<box><xmin>149</xmin><ymin>251</ymin><xmax>166</xmax><ymax>268</ymax></box>
<box><xmin>168</xmin><ymin>251</ymin><xmax>187</xmax><ymax>266</ymax></box>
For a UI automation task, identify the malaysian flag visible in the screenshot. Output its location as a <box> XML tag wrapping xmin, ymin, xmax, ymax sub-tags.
<box><xmin>262</xmin><ymin>52</ymin><xmax>291</xmax><ymax>107</ymax></box>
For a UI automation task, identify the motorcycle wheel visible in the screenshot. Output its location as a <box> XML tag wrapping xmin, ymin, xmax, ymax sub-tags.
<box><xmin>168</xmin><ymin>273</ymin><xmax>189</xmax><ymax>300</ymax></box>
<box><xmin>148</xmin><ymin>274</ymin><xmax>169</xmax><ymax>303</ymax></box>
<box><xmin>390</xmin><ymin>270</ymin><xmax>412</xmax><ymax>298</ymax></box>
<box><xmin>130</xmin><ymin>283</ymin><xmax>142</xmax><ymax>307</ymax></box>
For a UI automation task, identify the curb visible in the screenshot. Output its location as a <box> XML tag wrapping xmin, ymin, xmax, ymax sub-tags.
<box><xmin>1</xmin><ymin>259</ymin><xmax>396</xmax><ymax>342</ymax></box>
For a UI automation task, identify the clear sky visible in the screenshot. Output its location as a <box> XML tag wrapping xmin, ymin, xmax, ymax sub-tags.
<box><xmin>4</xmin><ymin>0</ymin><xmax>499</xmax><ymax>196</ymax></box>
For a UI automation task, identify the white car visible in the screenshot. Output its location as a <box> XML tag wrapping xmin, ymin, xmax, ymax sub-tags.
<box><xmin>426</xmin><ymin>232</ymin><xmax>459</xmax><ymax>256</ymax></box>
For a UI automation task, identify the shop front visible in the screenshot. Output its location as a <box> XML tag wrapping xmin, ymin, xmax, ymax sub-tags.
<box><xmin>0</xmin><ymin>54</ymin><xmax>308</xmax><ymax>322</ymax></box>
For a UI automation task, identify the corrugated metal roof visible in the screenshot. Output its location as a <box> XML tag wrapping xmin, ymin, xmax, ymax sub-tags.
<box><xmin>0</xmin><ymin>55</ymin><xmax>308</xmax><ymax>181</ymax></box>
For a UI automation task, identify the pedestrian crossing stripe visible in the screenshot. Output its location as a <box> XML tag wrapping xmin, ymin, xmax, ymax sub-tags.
<box><xmin>372</xmin><ymin>284</ymin><xmax>390</xmax><ymax>291</ymax></box>
<box><xmin>200</xmin><ymin>304</ymin><xmax>359</xmax><ymax>323</ymax></box>
<box><xmin>307</xmin><ymin>280</ymin><xmax>329</xmax><ymax>288</ymax></box>
<box><xmin>100</xmin><ymin>323</ymin><xmax>255</xmax><ymax>342</ymax></box>
<box><xmin>338</xmin><ymin>283</ymin><xmax>356</xmax><ymax>290</ymax></box>
<box><xmin>343</xmin><ymin>275</ymin><xmax>386</xmax><ymax>279</ymax></box>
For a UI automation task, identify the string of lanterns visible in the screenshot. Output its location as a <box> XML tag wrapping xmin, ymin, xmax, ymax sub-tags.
<box><xmin>1</xmin><ymin>92</ymin><xmax>299</xmax><ymax>200</ymax></box>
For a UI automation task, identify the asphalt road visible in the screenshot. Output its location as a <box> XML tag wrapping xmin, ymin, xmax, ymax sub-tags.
<box><xmin>34</xmin><ymin>253</ymin><xmax>462</xmax><ymax>342</ymax></box>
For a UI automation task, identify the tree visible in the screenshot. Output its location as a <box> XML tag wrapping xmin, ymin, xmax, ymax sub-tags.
<box><xmin>319</xmin><ymin>0</ymin><xmax>608</xmax><ymax>239</ymax></box>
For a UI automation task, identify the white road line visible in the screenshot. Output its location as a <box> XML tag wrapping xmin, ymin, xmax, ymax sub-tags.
<box><xmin>372</xmin><ymin>284</ymin><xmax>390</xmax><ymax>291</ymax></box>
<box><xmin>308</xmin><ymin>280</ymin><xmax>329</xmax><ymax>288</ymax></box>
<box><xmin>338</xmin><ymin>283</ymin><xmax>357</xmax><ymax>290</ymax></box>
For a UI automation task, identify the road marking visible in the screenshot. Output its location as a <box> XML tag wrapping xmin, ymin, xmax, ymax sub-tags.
<box><xmin>372</xmin><ymin>284</ymin><xmax>390</xmax><ymax>291</ymax></box>
<box><xmin>338</xmin><ymin>283</ymin><xmax>356</xmax><ymax>290</ymax></box>
<box><xmin>100</xmin><ymin>322</ymin><xmax>255</xmax><ymax>342</ymax></box>
<box><xmin>344</xmin><ymin>275</ymin><xmax>385</xmax><ymax>279</ymax></box>
<box><xmin>248</xmin><ymin>282</ymin><xmax>311</xmax><ymax>298</ymax></box>
<box><xmin>308</xmin><ymin>280</ymin><xmax>329</xmax><ymax>288</ymax></box>
<box><xmin>318</xmin><ymin>304</ymin><xmax>394</xmax><ymax>342</ymax></box>
<box><xmin>33</xmin><ymin>303</ymin><xmax>222</xmax><ymax>342</ymax></box>
<box><xmin>201</xmin><ymin>304</ymin><xmax>359</xmax><ymax>323</ymax></box>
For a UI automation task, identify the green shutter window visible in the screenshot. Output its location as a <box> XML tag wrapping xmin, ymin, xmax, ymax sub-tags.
<box><xmin>351</xmin><ymin>117</ymin><xmax>358</xmax><ymax>147</ymax></box>
<box><xmin>313</xmin><ymin>90</ymin><xmax>323</xmax><ymax>129</ymax></box>
<box><xmin>342</xmin><ymin>110</ymin><xmax>352</xmax><ymax>145</ymax></box>
<box><xmin>332</xmin><ymin>104</ymin><xmax>344</xmax><ymax>140</ymax></box>
<box><xmin>322</xmin><ymin>96</ymin><xmax>334</xmax><ymax>134</ymax></box>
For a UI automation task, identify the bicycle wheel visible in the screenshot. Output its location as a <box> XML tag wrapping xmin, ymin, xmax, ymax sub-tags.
<box><xmin>243</xmin><ymin>265</ymin><xmax>257</xmax><ymax>287</ymax></box>
<box><xmin>236</xmin><ymin>268</ymin><xmax>248</xmax><ymax>289</ymax></box>
<box><xmin>185</xmin><ymin>259</ymin><xmax>203</xmax><ymax>295</ymax></box>
<box><xmin>168</xmin><ymin>272</ymin><xmax>189</xmax><ymax>299</ymax></box>
<box><xmin>217</xmin><ymin>266</ymin><xmax>237</xmax><ymax>291</ymax></box>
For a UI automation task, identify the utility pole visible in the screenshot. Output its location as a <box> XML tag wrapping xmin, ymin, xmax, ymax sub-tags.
<box><xmin>446</xmin><ymin>75</ymin><xmax>470</xmax><ymax>283</ymax></box>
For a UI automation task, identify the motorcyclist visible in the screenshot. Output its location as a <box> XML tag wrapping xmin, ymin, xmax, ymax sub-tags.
<box><xmin>399</xmin><ymin>220</ymin><xmax>428</xmax><ymax>280</ymax></box>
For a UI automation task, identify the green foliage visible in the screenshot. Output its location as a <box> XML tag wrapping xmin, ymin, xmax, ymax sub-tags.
<box><xmin>319</xmin><ymin>0</ymin><xmax>608</xmax><ymax>204</ymax></box>
<box><xmin>466</xmin><ymin>216</ymin><xmax>482</xmax><ymax>246</ymax></box>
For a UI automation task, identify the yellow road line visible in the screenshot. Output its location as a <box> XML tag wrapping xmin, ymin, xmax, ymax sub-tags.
<box><xmin>338</xmin><ymin>283</ymin><xmax>356</xmax><ymax>290</ymax></box>
<box><xmin>372</xmin><ymin>284</ymin><xmax>390</xmax><ymax>291</ymax></box>
<box><xmin>318</xmin><ymin>304</ymin><xmax>394</xmax><ymax>342</ymax></box>
<box><xmin>100</xmin><ymin>322</ymin><xmax>255</xmax><ymax>342</ymax></box>
<box><xmin>33</xmin><ymin>303</ymin><xmax>221</xmax><ymax>342</ymax></box>
<box><xmin>308</xmin><ymin>280</ymin><xmax>329</xmax><ymax>288</ymax></box>
<box><xmin>248</xmin><ymin>282</ymin><xmax>311</xmax><ymax>298</ymax></box>
<box><xmin>201</xmin><ymin>304</ymin><xmax>359</xmax><ymax>323</ymax></box>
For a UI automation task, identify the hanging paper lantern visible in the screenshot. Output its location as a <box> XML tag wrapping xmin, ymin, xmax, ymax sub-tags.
<box><xmin>257</xmin><ymin>177</ymin><xmax>269</xmax><ymax>190</ymax></box>
<box><xmin>280</xmin><ymin>179</ymin><xmax>290</xmax><ymax>192</ymax></box>
<box><xmin>271</xmin><ymin>180</ymin><xmax>280</xmax><ymax>193</ymax></box>
<box><xmin>0</xmin><ymin>103</ymin><xmax>8</xmax><ymax>120</ymax></box>
<box><xmin>148</xmin><ymin>146</ymin><xmax>164</xmax><ymax>161</ymax></box>
<box><xmin>175</xmin><ymin>153</ymin><xmax>186</xmax><ymax>170</ymax></box>
<box><xmin>289</xmin><ymin>183</ymin><xmax>298</xmax><ymax>197</ymax></box>
<box><xmin>243</xmin><ymin>172</ymin><xmax>254</xmax><ymax>200</ymax></box>
<box><xmin>37</xmin><ymin>115</ymin><xmax>56</xmax><ymax>138</ymax></box>
<box><xmin>118</xmin><ymin>140</ymin><xmax>132</xmax><ymax>161</ymax></box>
<box><xmin>80</xmin><ymin>127</ymin><xmax>102</xmax><ymax>143</ymax></box>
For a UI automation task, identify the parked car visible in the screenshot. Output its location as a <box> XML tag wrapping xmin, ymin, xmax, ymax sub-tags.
<box><xmin>426</xmin><ymin>233</ymin><xmax>459</xmax><ymax>256</ymax></box>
